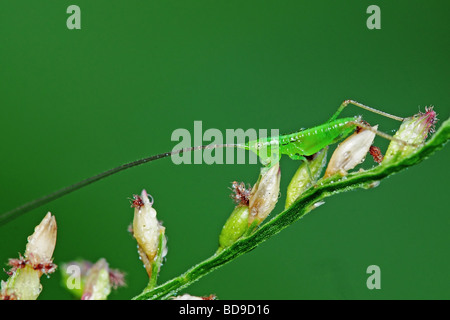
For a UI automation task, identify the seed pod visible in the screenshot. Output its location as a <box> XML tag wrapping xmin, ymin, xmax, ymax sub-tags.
<box><xmin>324</xmin><ymin>125</ymin><xmax>377</xmax><ymax>178</ymax></box>
<box><xmin>285</xmin><ymin>148</ymin><xmax>328</xmax><ymax>209</ymax></box>
<box><xmin>248</xmin><ymin>162</ymin><xmax>281</xmax><ymax>227</ymax></box>
<box><xmin>383</xmin><ymin>107</ymin><xmax>437</xmax><ymax>163</ymax></box>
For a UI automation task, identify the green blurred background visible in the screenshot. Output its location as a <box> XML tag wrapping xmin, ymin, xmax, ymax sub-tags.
<box><xmin>0</xmin><ymin>1</ymin><xmax>449</xmax><ymax>300</ymax></box>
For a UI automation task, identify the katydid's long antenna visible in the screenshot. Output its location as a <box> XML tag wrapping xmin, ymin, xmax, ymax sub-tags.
<box><xmin>0</xmin><ymin>144</ymin><xmax>241</xmax><ymax>226</ymax></box>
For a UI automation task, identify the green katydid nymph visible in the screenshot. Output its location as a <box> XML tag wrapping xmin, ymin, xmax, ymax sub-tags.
<box><xmin>244</xmin><ymin>99</ymin><xmax>407</xmax><ymax>166</ymax></box>
<box><xmin>0</xmin><ymin>100</ymin><xmax>416</xmax><ymax>225</ymax></box>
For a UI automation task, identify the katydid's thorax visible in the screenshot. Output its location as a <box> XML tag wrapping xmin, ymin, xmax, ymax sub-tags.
<box><xmin>246</xmin><ymin>116</ymin><xmax>359</xmax><ymax>160</ymax></box>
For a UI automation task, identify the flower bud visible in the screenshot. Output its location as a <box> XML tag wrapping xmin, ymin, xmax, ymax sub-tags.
<box><xmin>324</xmin><ymin>125</ymin><xmax>377</xmax><ymax>178</ymax></box>
<box><xmin>131</xmin><ymin>190</ymin><xmax>166</xmax><ymax>279</ymax></box>
<box><xmin>285</xmin><ymin>148</ymin><xmax>328</xmax><ymax>209</ymax></box>
<box><xmin>61</xmin><ymin>259</ymin><xmax>125</xmax><ymax>300</ymax></box>
<box><xmin>383</xmin><ymin>107</ymin><xmax>437</xmax><ymax>163</ymax></box>
<box><xmin>25</xmin><ymin>212</ymin><xmax>57</xmax><ymax>267</ymax></box>
<box><xmin>248</xmin><ymin>162</ymin><xmax>281</xmax><ymax>227</ymax></box>
<box><xmin>0</xmin><ymin>213</ymin><xmax>57</xmax><ymax>300</ymax></box>
<box><xmin>81</xmin><ymin>259</ymin><xmax>111</xmax><ymax>300</ymax></box>
<box><xmin>217</xmin><ymin>181</ymin><xmax>251</xmax><ymax>251</ymax></box>
<box><xmin>60</xmin><ymin>260</ymin><xmax>91</xmax><ymax>299</ymax></box>
<box><xmin>218</xmin><ymin>205</ymin><xmax>249</xmax><ymax>251</ymax></box>
<box><xmin>1</xmin><ymin>265</ymin><xmax>41</xmax><ymax>300</ymax></box>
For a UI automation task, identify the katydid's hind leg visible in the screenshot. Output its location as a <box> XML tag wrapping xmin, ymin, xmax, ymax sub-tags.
<box><xmin>327</xmin><ymin>100</ymin><xmax>405</xmax><ymax>123</ymax></box>
<box><xmin>327</xmin><ymin>100</ymin><xmax>351</xmax><ymax>123</ymax></box>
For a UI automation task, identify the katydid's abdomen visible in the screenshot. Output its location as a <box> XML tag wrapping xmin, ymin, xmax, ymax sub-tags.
<box><xmin>245</xmin><ymin>117</ymin><xmax>359</xmax><ymax>161</ymax></box>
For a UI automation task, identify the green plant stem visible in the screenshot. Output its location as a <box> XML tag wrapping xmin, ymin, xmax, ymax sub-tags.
<box><xmin>147</xmin><ymin>232</ymin><xmax>166</xmax><ymax>290</ymax></box>
<box><xmin>133</xmin><ymin>117</ymin><xmax>450</xmax><ymax>300</ymax></box>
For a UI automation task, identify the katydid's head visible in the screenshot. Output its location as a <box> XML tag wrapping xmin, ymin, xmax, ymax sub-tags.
<box><xmin>353</xmin><ymin>115</ymin><xmax>363</xmax><ymax>125</ymax></box>
<box><xmin>342</xmin><ymin>115</ymin><xmax>366</xmax><ymax>133</ymax></box>
<box><xmin>355</xmin><ymin>119</ymin><xmax>371</xmax><ymax>134</ymax></box>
